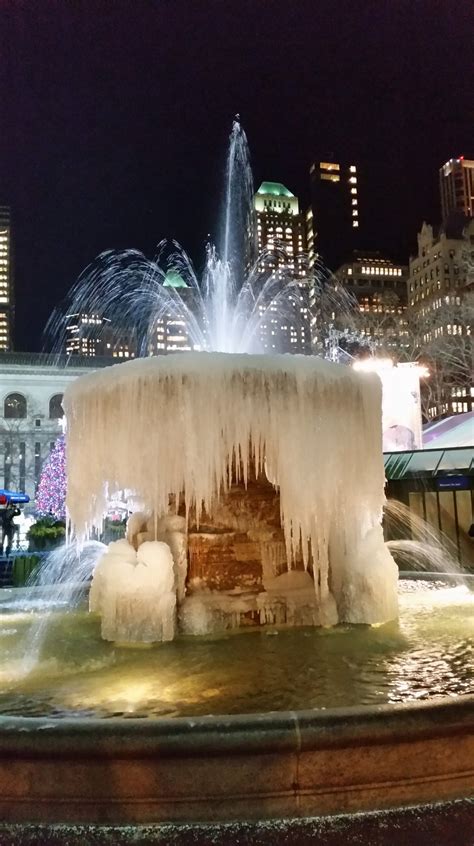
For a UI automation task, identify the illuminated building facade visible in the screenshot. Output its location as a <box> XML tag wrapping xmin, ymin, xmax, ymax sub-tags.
<box><xmin>440</xmin><ymin>157</ymin><xmax>474</xmax><ymax>220</ymax></box>
<box><xmin>335</xmin><ymin>251</ymin><xmax>408</xmax><ymax>352</ymax></box>
<box><xmin>252</xmin><ymin>182</ymin><xmax>311</xmax><ymax>354</ymax></box>
<box><xmin>63</xmin><ymin>273</ymin><xmax>197</xmax><ymax>359</ymax></box>
<box><xmin>408</xmin><ymin>215</ymin><xmax>474</xmax><ymax>419</ymax></box>
<box><xmin>65</xmin><ymin>314</ymin><xmax>135</xmax><ymax>359</ymax></box>
<box><xmin>307</xmin><ymin>159</ymin><xmax>361</xmax><ymax>271</ymax></box>
<box><xmin>148</xmin><ymin>270</ymin><xmax>196</xmax><ymax>355</ymax></box>
<box><xmin>0</xmin><ymin>206</ymin><xmax>13</xmax><ymax>351</ymax></box>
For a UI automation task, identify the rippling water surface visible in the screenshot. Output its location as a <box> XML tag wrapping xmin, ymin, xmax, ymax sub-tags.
<box><xmin>0</xmin><ymin>581</ymin><xmax>472</xmax><ymax>718</ymax></box>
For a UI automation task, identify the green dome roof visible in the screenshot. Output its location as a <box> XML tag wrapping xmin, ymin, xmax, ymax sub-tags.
<box><xmin>163</xmin><ymin>270</ymin><xmax>188</xmax><ymax>289</ymax></box>
<box><xmin>256</xmin><ymin>181</ymin><xmax>295</xmax><ymax>198</ymax></box>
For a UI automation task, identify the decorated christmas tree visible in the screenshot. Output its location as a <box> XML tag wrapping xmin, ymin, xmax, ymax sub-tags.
<box><xmin>36</xmin><ymin>435</ymin><xmax>67</xmax><ymax>520</ymax></box>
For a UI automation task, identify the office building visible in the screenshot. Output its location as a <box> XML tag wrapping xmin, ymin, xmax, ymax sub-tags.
<box><xmin>407</xmin><ymin>213</ymin><xmax>474</xmax><ymax>419</ymax></box>
<box><xmin>0</xmin><ymin>206</ymin><xmax>13</xmax><ymax>351</ymax></box>
<box><xmin>254</xmin><ymin>182</ymin><xmax>307</xmax><ymax>279</ymax></box>
<box><xmin>440</xmin><ymin>157</ymin><xmax>474</xmax><ymax>220</ymax></box>
<box><xmin>307</xmin><ymin>159</ymin><xmax>361</xmax><ymax>271</ymax></box>
<box><xmin>148</xmin><ymin>270</ymin><xmax>197</xmax><ymax>355</ymax></box>
<box><xmin>252</xmin><ymin>182</ymin><xmax>311</xmax><ymax>354</ymax></box>
<box><xmin>63</xmin><ymin>271</ymin><xmax>198</xmax><ymax>359</ymax></box>
<box><xmin>334</xmin><ymin>251</ymin><xmax>408</xmax><ymax>354</ymax></box>
<box><xmin>65</xmin><ymin>313</ymin><xmax>135</xmax><ymax>359</ymax></box>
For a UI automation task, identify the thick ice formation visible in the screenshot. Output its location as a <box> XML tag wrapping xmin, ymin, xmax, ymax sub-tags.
<box><xmin>65</xmin><ymin>352</ymin><xmax>398</xmax><ymax>627</ymax></box>
<box><xmin>90</xmin><ymin>538</ymin><xmax>177</xmax><ymax>642</ymax></box>
<box><xmin>124</xmin><ymin>512</ymin><xmax>188</xmax><ymax>604</ymax></box>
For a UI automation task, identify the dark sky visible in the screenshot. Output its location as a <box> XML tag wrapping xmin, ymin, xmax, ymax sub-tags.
<box><xmin>1</xmin><ymin>0</ymin><xmax>473</xmax><ymax>351</ymax></box>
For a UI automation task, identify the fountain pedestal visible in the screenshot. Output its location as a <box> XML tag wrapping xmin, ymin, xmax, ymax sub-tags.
<box><xmin>187</xmin><ymin>472</ymin><xmax>291</xmax><ymax>593</ymax></box>
<box><xmin>179</xmin><ymin>471</ymin><xmax>335</xmax><ymax>632</ymax></box>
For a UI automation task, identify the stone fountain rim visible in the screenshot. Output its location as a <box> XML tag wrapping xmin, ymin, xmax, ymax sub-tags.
<box><xmin>0</xmin><ymin>694</ymin><xmax>471</xmax><ymax>758</ymax></box>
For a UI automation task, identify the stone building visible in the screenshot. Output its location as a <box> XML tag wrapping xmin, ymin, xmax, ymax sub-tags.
<box><xmin>407</xmin><ymin>214</ymin><xmax>474</xmax><ymax>420</ymax></box>
<box><xmin>0</xmin><ymin>353</ymin><xmax>110</xmax><ymax>507</ymax></box>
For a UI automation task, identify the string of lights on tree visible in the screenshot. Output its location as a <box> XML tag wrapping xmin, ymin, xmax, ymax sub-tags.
<box><xmin>36</xmin><ymin>435</ymin><xmax>66</xmax><ymax>520</ymax></box>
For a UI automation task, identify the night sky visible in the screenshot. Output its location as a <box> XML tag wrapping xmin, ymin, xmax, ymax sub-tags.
<box><xmin>1</xmin><ymin>0</ymin><xmax>473</xmax><ymax>352</ymax></box>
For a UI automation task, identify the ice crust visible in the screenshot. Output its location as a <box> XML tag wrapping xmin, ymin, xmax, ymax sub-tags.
<box><xmin>65</xmin><ymin>352</ymin><xmax>398</xmax><ymax>629</ymax></box>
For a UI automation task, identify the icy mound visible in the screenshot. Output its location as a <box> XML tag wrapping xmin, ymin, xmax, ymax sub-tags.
<box><xmin>90</xmin><ymin>539</ymin><xmax>177</xmax><ymax>643</ymax></box>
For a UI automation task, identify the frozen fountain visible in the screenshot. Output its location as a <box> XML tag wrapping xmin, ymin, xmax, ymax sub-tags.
<box><xmin>0</xmin><ymin>120</ymin><xmax>472</xmax><ymax>839</ymax></box>
<box><xmin>65</xmin><ymin>351</ymin><xmax>399</xmax><ymax>643</ymax></box>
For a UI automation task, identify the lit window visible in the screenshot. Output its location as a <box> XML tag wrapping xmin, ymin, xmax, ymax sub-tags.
<box><xmin>353</xmin><ymin>221</ymin><xmax>359</xmax><ymax>228</ymax></box>
<box><xmin>351</xmin><ymin>188</ymin><xmax>357</xmax><ymax>195</ymax></box>
<box><xmin>349</xmin><ymin>165</ymin><xmax>357</xmax><ymax>173</ymax></box>
<box><xmin>349</xmin><ymin>176</ymin><xmax>357</xmax><ymax>184</ymax></box>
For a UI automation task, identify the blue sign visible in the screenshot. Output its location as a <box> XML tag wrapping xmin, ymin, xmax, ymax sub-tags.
<box><xmin>436</xmin><ymin>476</ymin><xmax>472</xmax><ymax>491</ymax></box>
<box><xmin>0</xmin><ymin>489</ymin><xmax>30</xmax><ymax>504</ymax></box>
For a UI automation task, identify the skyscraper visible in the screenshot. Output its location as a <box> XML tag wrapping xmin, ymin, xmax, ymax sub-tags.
<box><xmin>252</xmin><ymin>182</ymin><xmax>311</xmax><ymax>354</ymax></box>
<box><xmin>307</xmin><ymin>159</ymin><xmax>360</xmax><ymax>272</ymax></box>
<box><xmin>439</xmin><ymin>157</ymin><xmax>474</xmax><ymax>220</ymax></box>
<box><xmin>254</xmin><ymin>182</ymin><xmax>307</xmax><ymax>279</ymax></box>
<box><xmin>0</xmin><ymin>206</ymin><xmax>13</xmax><ymax>351</ymax></box>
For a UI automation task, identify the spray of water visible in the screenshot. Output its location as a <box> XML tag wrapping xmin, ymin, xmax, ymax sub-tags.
<box><xmin>384</xmin><ymin>499</ymin><xmax>466</xmax><ymax>579</ymax></box>
<box><xmin>6</xmin><ymin>541</ymin><xmax>106</xmax><ymax>677</ymax></box>
<box><xmin>44</xmin><ymin>120</ymin><xmax>360</xmax><ymax>359</ymax></box>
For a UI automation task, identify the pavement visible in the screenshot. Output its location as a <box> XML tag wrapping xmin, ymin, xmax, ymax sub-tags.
<box><xmin>0</xmin><ymin>800</ymin><xmax>472</xmax><ymax>846</ymax></box>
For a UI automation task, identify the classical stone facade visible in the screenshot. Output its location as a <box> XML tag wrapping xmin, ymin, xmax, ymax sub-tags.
<box><xmin>0</xmin><ymin>352</ymin><xmax>111</xmax><ymax>508</ymax></box>
<box><xmin>407</xmin><ymin>214</ymin><xmax>473</xmax><ymax>420</ymax></box>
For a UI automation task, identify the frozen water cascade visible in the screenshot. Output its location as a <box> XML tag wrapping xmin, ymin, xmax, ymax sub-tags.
<box><xmin>64</xmin><ymin>351</ymin><xmax>399</xmax><ymax>638</ymax></box>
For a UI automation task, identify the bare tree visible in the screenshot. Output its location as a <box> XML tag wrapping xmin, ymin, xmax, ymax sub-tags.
<box><xmin>339</xmin><ymin>285</ymin><xmax>472</xmax><ymax>420</ymax></box>
<box><xmin>401</xmin><ymin>291</ymin><xmax>473</xmax><ymax>419</ymax></box>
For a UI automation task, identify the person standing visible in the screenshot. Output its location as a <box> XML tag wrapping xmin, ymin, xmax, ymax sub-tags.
<box><xmin>0</xmin><ymin>504</ymin><xmax>21</xmax><ymax>557</ymax></box>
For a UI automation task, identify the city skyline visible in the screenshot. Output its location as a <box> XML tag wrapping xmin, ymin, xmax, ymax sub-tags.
<box><xmin>0</xmin><ymin>1</ymin><xmax>472</xmax><ymax>351</ymax></box>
